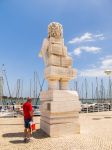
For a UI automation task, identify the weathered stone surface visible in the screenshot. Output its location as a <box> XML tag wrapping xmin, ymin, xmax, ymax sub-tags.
<box><xmin>47</xmin><ymin>80</ymin><xmax>59</xmax><ymax>90</ymax></box>
<box><xmin>40</xmin><ymin>90</ymin><xmax>80</xmax><ymax>137</ymax></box>
<box><xmin>48</xmin><ymin>43</ymin><xmax>64</xmax><ymax>56</ymax></box>
<box><xmin>40</xmin><ymin>111</ymin><xmax>79</xmax><ymax>119</ymax></box>
<box><xmin>45</xmin><ymin>66</ymin><xmax>77</xmax><ymax>80</ymax></box>
<box><xmin>41</xmin><ymin>101</ymin><xmax>80</xmax><ymax>113</ymax></box>
<box><xmin>47</xmin><ymin>54</ymin><xmax>72</xmax><ymax>67</ymax></box>
<box><xmin>40</xmin><ymin>22</ymin><xmax>77</xmax><ymax>90</ymax></box>
<box><xmin>47</xmin><ymin>54</ymin><xmax>61</xmax><ymax>66</ymax></box>
<box><xmin>41</xmin><ymin>116</ymin><xmax>79</xmax><ymax>124</ymax></box>
<box><xmin>61</xmin><ymin>56</ymin><xmax>72</xmax><ymax>67</ymax></box>
<box><xmin>40</xmin><ymin>120</ymin><xmax>80</xmax><ymax>137</ymax></box>
<box><xmin>40</xmin><ymin>90</ymin><xmax>79</xmax><ymax>101</ymax></box>
<box><xmin>48</xmin><ymin>43</ymin><xmax>67</xmax><ymax>57</ymax></box>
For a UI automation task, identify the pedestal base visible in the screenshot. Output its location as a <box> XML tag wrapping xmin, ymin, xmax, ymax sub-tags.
<box><xmin>40</xmin><ymin>90</ymin><xmax>81</xmax><ymax>137</ymax></box>
<box><xmin>40</xmin><ymin>120</ymin><xmax>80</xmax><ymax>137</ymax></box>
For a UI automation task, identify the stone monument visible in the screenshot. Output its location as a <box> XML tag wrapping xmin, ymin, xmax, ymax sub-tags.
<box><xmin>39</xmin><ymin>22</ymin><xmax>80</xmax><ymax>137</ymax></box>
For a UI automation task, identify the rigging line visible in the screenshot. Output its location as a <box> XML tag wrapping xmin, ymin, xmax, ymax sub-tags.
<box><xmin>35</xmin><ymin>71</ymin><xmax>44</xmax><ymax>90</ymax></box>
<box><xmin>36</xmin><ymin>78</ymin><xmax>45</xmax><ymax>105</ymax></box>
<box><xmin>2</xmin><ymin>64</ymin><xmax>13</xmax><ymax>104</ymax></box>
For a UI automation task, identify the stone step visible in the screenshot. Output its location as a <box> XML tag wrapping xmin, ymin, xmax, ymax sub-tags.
<box><xmin>41</xmin><ymin>111</ymin><xmax>79</xmax><ymax>118</ymax></box>
<box><xmin>40</xmin><ymin>120</ymin><xmax>80</xmax><ymax>137</ymax></box>
<box><xmin>41</xmin><ymin>116</ymin><xmax>79</xmax><ymax>124</ymax></box>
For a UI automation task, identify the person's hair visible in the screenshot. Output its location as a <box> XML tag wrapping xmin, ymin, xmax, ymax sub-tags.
<box><xmin>27</xmin><ymin>97</ymin><xmax>32</xmax><ymax>101</ymax></box>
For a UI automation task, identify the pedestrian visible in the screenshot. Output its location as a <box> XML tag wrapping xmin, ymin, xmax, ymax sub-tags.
<box><xmin>6</xmin><ymin>103</ymin><xmax>8</xmax><ymax>109</ymax></box>
<box><xmin>12</xmin><ymin>103</ymin><xmax>15</xmax><ymax>111</ymax></box>
<box><xmin>23</xmin><ymin>97</ymin><xmax>33</xmax><ymax>143</ymax></box>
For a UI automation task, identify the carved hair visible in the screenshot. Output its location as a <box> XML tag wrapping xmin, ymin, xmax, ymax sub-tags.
<box><xmin>48</xmin><ymin>22</ymin><xmax>63</xmax><ymax>38</ymax></box>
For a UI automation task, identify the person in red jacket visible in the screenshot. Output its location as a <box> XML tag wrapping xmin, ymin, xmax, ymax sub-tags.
<box><xmin>23</xmin><ymin>97</ymin><xmax>33</xmax><ymax>142</ymax></box>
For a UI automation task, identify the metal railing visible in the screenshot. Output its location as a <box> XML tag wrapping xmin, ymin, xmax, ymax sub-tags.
<box><xmin>81</xmin><ymin>103</ymin><xmax>112</xmax><ymax>113</ymax></box>
<box><xmin>0</xmin><ymin>104</ymin><xmax>40</xmax><ymax>117</ymax></box>
<box><xmin>0</xmin><ymin>104</ymin><xmax>23</xmax><ymax>117</ymax></box>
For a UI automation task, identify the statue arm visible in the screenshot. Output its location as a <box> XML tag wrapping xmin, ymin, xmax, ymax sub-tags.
<box><xmin>39</xmin><ymin>38</ymin><xmax>49</xmax><ymax>65</ymax></box>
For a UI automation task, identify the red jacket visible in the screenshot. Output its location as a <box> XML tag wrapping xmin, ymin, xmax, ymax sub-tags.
<box><xmin>23</xmin><ymin>101</ymin><xmax>32</xmax><ymax>120</ymax></box>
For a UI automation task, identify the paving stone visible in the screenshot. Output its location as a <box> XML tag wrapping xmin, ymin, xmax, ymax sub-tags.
<box><xmin>0</xmin><ymin>112</ymin><xmax>112</xmax><ymax>150</ymax></box>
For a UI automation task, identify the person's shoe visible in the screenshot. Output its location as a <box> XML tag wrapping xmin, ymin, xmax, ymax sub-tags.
<box><xmin>23</xmin><ymin>138</ymin><xmax>27</xmax><ymax>143</ymax></box>
<box><xmin>23</xmin><ymin>138</ymin><xmax>30</xmax><ymax>143</ymax></box>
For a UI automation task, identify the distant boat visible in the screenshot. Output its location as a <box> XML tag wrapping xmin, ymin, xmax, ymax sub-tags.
<box><xmin>0</xmin><ymin>109</ymin><xmax>17</xmax><ymax>118</ymax></box>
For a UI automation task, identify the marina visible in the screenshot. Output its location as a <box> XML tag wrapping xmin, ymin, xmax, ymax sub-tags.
<box><xmin>0</xmin><ymin>66</ymin><xmax>112</xmax><ymax>117</ymax></box>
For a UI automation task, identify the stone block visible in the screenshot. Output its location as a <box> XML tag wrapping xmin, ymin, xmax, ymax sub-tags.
<box><xmin>48</xmin><ymin>43</ymin><xmax>63</xmax><ymax>56</ymax></box>
<box><xmin>41</xmin><ymin>116</ymin><xmax>79</xmax><ymax>124</ymax></box>
<box><xmin>48</xmin><ymin>45</ymin><xmax>67</xmax><ymax>57</ymax></box>
<box><xmin>40</xmin><ymin>90</ymin><xmax>79</xmax><ymax>101</ymax></box>
<box><xmin>48</xmin><ymin>38</ymin><xmax>67</xmax><ymax>56</ymax></box>
<box><xmin>47</xmin><ymin>54</ymin><xmax>61</xmax><ymax>66</ymax></box>
<box><xmin>48</xmin><ymin>80</ymin><xmax>59</xmax><ymax>90</ymax></box>
<box><xmin>61</xmin><ymin>56</ymin><xmax>72</xmax><ymax>67</ymax></box>
<box><xmin>40</xmin><ymin>111</ymin><xmax>79</xmax><ymax>119</ymax></box>
<box><xmin>49</xmin><ymin>37</ymin><xmax>64</xmax><ymax>44</ymax></box>
<box><xmin>40</xmin><ymin>120</ymin><xmax>80</xmax><ymax>137</ymax></box>
<box><xmin>45</xmin><ymin>66</ymin><xmax>77</xmax><ymax>80</ymax></box>
<box><xmin>40</xmin><ymin>100</ymin><xmax>81</xmax><ymax>113</ymax></box>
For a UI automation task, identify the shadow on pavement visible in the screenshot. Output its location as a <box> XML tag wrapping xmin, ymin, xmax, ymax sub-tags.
<box><xmin>33</xmin><ymin>129</ymin><xmax>49</xmax><ymax>139</ymax></box>
<box><xmin>2</xmin><ymin>132</ymin><xmax>24</xmax><ymax>138</ymax></box>
<box><xmin>0</xmin><ymin>124</ymin><xmax>23</xmax><ymax>125</ymax></box>
<box><xmin>2</xmin><ymin>129</ymin><xmax>48</xmax><ymax>140</ymax></box>
<box><xmin>10</xmin><ymin>140</ymin><xmax>24</xmax><ymax>144</ymax></box>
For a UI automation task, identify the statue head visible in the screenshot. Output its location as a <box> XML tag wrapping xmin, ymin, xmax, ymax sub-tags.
<box><xmin>48</xmin><ymin>22</ymin><xmax>63</xmax><ymax>39</ymax></box>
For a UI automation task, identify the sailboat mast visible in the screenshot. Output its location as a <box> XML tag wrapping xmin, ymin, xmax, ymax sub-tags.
<box><xmin>0</xmin><ymin>76</ymin><xmax>3</xmax><ymax>105</ymax></box>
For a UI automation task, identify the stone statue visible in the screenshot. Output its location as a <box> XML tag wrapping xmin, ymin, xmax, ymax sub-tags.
<box><xmin>39</xmin><ymin>22</ymin><xmax>80</xmax><ymax>137</ymax></box>
<box><xmin>40</xmin><ymin>22</ymin><xmax>76</xmax><ymax>90</ymax></box>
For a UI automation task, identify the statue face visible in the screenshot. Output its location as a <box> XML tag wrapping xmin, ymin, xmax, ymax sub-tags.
<box><xmin>53</xmin><ymin>26</ymin><xmax>61</xmax><ymax>39</ymax></box>
<box><xmin>48</xmin><ymin>22</ymin><xmax>63</xmax><ymax>39</ymax></box>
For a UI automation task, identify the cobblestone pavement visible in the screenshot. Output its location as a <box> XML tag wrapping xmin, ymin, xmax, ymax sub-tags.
<box><xmin>0</xmin><ymin>111</ymin><xmax>112</xmax><ymax>150</ymax></box>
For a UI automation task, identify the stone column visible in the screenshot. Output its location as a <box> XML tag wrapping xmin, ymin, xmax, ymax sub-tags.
<box><xmin>48</xmin><ymin>80</ymin><xmax>59</xmax><ymax>90</ymax></box>
<box><xmin>59</xmin><ymin>80</ymin><xmax>68</xmax><ymax>90</ymax></box>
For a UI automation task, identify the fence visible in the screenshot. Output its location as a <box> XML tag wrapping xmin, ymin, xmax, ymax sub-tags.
<box><xmin>81</xmin><ymin>103</ymin><xmax>112</xmax><ymax>113</ymax></box>
<box><xmin>0</xmin><ymin>104</ymin><xmax>40</xmax><ymax>117</ymax></box>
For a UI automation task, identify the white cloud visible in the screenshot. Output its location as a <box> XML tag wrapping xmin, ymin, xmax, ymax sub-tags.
<box><xmin>69</xmin><ymin>32</ymin><xmax>93</xmax><ymax>44</ymax></box>
<box><xmin>101</xmin><ymin>56</ymin><xmax>112</xmax><ymax>69</ymax></box>
<box><xmin>73</xmin><ymin>48</ymin><xmax>81</xmax><ymax>56</ymax></box>
<box><xmin>68</xmin><ymin>32</ymin><xmax>104</xmax><ymax>44</ymax></box>
<box><xmin>79</xmin><ymin>55</ymin><xmax>112</xmax><ymax>77</ymax></box>
<box><xmin>73</xmin><ymin>46</ymin><xmax>101</xmax><ymax>56</ymax></box>
<box><xmin>81</xmin><ymin>46</ymin><xmax>101</xmax><ymax>53</ymax></box>
<box><xmin>95</xmin><ymin>34</ymin><xmax>105</xmax><ymax>40</ymax></box>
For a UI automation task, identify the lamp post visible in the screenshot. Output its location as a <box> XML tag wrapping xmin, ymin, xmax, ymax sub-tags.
<box><xmin>104</xmin><ymin>70</ymin><xmax>112</xmax><ymax>76</ymax></box>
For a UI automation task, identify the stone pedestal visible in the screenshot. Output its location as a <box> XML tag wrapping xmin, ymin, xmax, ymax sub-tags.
<box><xmin>40</xmin><ymin>90</ymin><xmax>81</xmax><ymax>137</ymax></box>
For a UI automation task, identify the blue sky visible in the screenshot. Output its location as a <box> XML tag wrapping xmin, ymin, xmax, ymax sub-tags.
<box><xmin>0</xmin><ymin>0</ymin><xmax>112</xmax><ymax>97</ymax></box>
